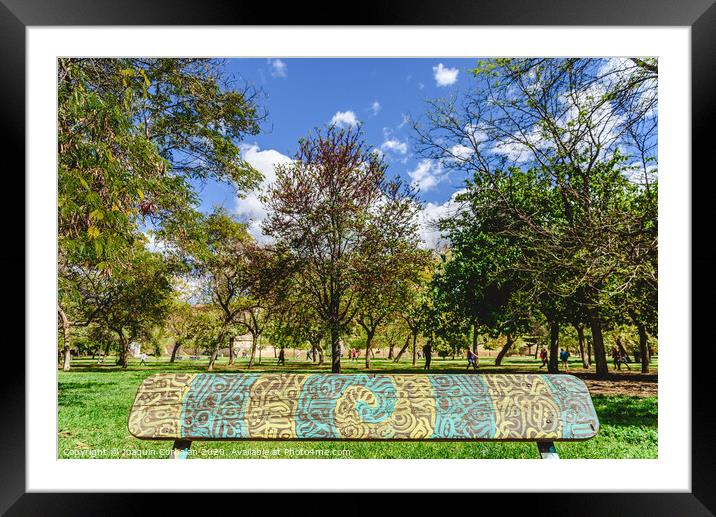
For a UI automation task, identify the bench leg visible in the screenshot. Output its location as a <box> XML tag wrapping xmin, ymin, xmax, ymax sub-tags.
<box><xmin>537</xmin><ymin>441</ymin><xmax>559</xmax><ymax>459</ymax></box>
<box><xmin>170</xmin><ymin>439</ymin><xmax>191</xmax><ymax>459</ymax></box>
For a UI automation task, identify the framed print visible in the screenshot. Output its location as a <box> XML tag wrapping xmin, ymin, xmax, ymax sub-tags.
<box><xmin>3</xmin><ymin>0</ymin><xmax>714</xmax><ymax>514</ymax></box>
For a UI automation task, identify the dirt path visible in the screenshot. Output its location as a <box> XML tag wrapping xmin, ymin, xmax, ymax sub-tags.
<box><xmin>570</xmin><ymin>370</ymin><xmax>658</xmax><ymax>397</ymax></box>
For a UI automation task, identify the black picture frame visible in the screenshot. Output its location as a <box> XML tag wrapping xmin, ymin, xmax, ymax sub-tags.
<box><xmin>2</xmin><ymin>1</ymin><xmax>713</xmax><ymax>514</ymax></box>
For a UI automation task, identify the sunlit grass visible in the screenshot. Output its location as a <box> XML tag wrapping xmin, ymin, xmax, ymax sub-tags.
<box><xmin>58</xmin><ymin>356</ymin><xmax>657</xmax><ymax>459</ymax></box>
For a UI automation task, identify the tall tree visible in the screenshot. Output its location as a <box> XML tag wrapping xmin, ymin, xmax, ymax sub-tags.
<box><xmin>57</xmin><ymin>58</ymin><xmax>265</xmax><ymax>368</ymax></box>
<box><xmin>355</xmin><ymin>181</ymin><xmax>429</xmax><ymax>368</ymax></box>
<box><xmin>414</xmin><ymin>58</ymin><xmax>657</xmax><ymax>379</ymax></box>
<box><xmin>263</xmin><ymin>126</ymin><xmax>419</xmax><ymax>373</ymax></box>
<box><xmin>82</xmin><ymin>248</ymin><xmax>174</xmax><ymax>367</ymax></box>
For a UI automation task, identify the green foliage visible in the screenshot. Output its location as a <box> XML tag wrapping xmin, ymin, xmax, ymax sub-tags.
<box><xmin>415</xmin><ymin>58</ymin><xmax>658</xmax><ymax>376</ymax></box>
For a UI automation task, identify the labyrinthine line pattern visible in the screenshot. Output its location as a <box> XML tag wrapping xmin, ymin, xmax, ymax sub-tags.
<box><xmin>128</xmin><ymin>373</ymin><xmax>599</xmax><ymax>441</ymax></box>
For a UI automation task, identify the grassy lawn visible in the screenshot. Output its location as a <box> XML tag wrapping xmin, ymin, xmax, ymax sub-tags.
<box><xmin>58</xmin><ymin>356</ymin><xmax>657</xmax><ymax>459</ymax></box>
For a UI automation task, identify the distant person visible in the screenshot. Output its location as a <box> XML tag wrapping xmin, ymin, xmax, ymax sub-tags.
<box><xmin>619</xmin><ymin>350</ymin><xmax>631</xmax><ymax>370</ymax></box>
<box><xmin>277</xmin><ymin>348</ymin><xmax>286</xmax><ymax>366</ymax></box>
<box><xmin>539</xmin><ymin>348</ymin><xmax>548</xmax><ymax>368</ymax></box>
<box><xmin>466</xmin><ymin>349</ymin><xmax>479</xmax><ymax>370</ymax></box>
<box><xmin>423</xmin><ymin>342</ymin><xmax>433</xmax><ymax>371</ymax></box>
<box><xmin>139</xmin><ymin>352</ymin><xmax>148</xmax><ymax>366</ymax></box>
<box><xmin>611</xmin><ymin>346</ymin><xmax>621</xmax><ymax>370</ymax></box>
<box><xmin>559</xmin><ymin>348</ymin><xmax>570</xmax><ymax>370</ymax></box>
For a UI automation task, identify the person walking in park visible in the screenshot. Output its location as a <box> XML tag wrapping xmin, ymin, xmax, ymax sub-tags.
<box><xmin>539</xmin><ymin>348</ymin><xmax>548</xmax><ymax>368</ymax></box>
<box><xmin>466</xmin><ymin>349</ymin><xmax>479</xmax><ymax>370</ymax></box>
<box><xmin>423</xmin><ymin>342</ymin><xmax>433</xmax><ymax>371</ymax></box>
<box><xmin>619</xmin><ymin>350</ymin><xmax>631</xmax><ymax>370</ymax></box>
<box><xmin>277</xmin><ymin>348</ymin><xmax>286</xmax><ymax>366</ymax></box>
<box><xmin>139</xmin><ymin>352</ymin><xmax>148</xmax><ymax>366</ymax></box>
<box><xmin>559</xmin><ymin>348</ymin><xmax>570</xmax><ymax>370</ymax></box>
<box><xmin>611</xmin><ymin>346</ymin><xmax>622</xmax><ymax>370</ymax></box>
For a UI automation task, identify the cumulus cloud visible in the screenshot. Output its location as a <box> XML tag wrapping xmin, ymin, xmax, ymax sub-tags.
<box><xmin>330</xmin><ymin>110</ymin><xmax>359</xmax><ymax>128</ymax></box>
<box><xmin>416</xmin><ymin>190</ymin><xmax>465</xmax><ymax>249</ymax></box>
<box><xmin>380</xmin><ymin>138</ymin><xmax>408</xmax><ymax>155</ymax></box>
<box><xmin>407</xmin><ymin>159</ymin><xmax>447</xmax><ymax>192</ymax></box>
<box><xmin>432</xmin><ymin>63</ymin><xmax>459</xmax><ymax>87</ymax></box>
<box><xmin>370</xmin><ymin>101</ymin><xmax>381</xmax><ymax>116</ymax></box>
<box><xmin>268</xmin><ymin>58</ymin><xmax>287</xmax><ymax>78</ymax></box>
<box><xmin>235</xmin><ymin>144</ymin><xmax>292</xmax><ymax>241</ymax></box>
<box><xmin>448</xmin><ymin>144</ymin><xmax>474</xmax><ymax>161</ymax></box>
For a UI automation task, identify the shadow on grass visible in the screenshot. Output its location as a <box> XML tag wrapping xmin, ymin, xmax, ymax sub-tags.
<box><xmin>58</xmin><ymin>381</ymin><xmax>110</xmax><ymax>407</ymax></box>
<box><xmin>591</xmin><ymin>395</ymin><xmax>657</xmax><ymax>427</ymax></box>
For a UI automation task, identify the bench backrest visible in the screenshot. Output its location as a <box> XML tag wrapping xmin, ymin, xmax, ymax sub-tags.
<box><xmin>128</xmin><ymin>373</ymin><xmax>599</xmax><ymax>441</ymax></box>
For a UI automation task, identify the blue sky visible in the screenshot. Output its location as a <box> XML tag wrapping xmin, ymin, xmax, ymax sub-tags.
<box><xmin>194</xmin><ymin>58</ymin><xmax>481</xmax><ymax>245</ymax></box>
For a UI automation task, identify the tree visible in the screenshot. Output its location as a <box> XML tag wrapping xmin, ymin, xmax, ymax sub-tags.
<box><xmin>263</xmin><ymin>126</ymin><xmax>420</xmax><ymax>373</ymax></box>
<box><xmin>58</xmin><ymin>58</ymin><xmax>265</xmax><ymax>369</ymax></box>
<box><xmin>414</xmin><ymin>58</ymin><xmax>658</xmax><ymax>379</ymax></box>
<box><xmin>165</xmin><ymin>301</ymin><xmax>193</xmax><ymax>362</ymax></box>
<box><xmin>354</xmin><ymin>182</ymin><xmax>429</xmax><ymax>368</ymax></box>
<box><xmin>183</xmin><ymin>209</ymin><xmax>252</xmax><ymax>371</ymax></box>
<box><xmin>82</xmin><ymin>248</ymin><xmax>174</xmax><ymax>368</ymax></box>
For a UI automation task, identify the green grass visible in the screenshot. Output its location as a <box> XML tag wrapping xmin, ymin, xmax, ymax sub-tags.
<box><xmin>58</xmin><ymin>356</ymin><xmax>657</xmax><ymax>459</ymax></box>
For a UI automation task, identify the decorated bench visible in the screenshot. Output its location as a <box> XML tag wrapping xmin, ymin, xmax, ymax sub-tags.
<box><xmin>128</xmin><ymin>373</ymin><xmax>599</xmax><ymax>459</ymax></box>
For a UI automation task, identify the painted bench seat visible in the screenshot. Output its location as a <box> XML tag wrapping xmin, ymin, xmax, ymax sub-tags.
<box><xmin>128</xmin><ymin>373</ymin><xmax>599</xmax><ymax>454</ymax></box>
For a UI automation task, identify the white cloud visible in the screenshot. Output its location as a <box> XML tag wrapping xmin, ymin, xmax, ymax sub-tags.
<box><xmin>370</xmin><ymin>101</ymin><xmax>382</xmax><ymax>116</ymax></box>
<box><xmin>235</xmin><ymin>144</ymin><xmax>292</xmax><ymax>242</ymax></box>
<box><xmin>407</xmin><ymin>159</ymin><xmax>447</xmax><ymax>192</ymax></box>
<box><xmin>448</xmin><ymin>144</ymin><xmax>474</xmax><ymax>161</ymax></box>
<box><xmin>380</xmin><ymin>139</ymin><xmax>408</xmax><ymax>155</ymax></box>
<box><xmin>432</xmin><ymin>63</ymin><xmax>459</xmax><ymax>87</ymax></box>
<box><xmin>416</xmin><ymin>190</ymin><xmax>465</xmax><ymax>249</ymax></box>
<box><xmin>330</xmin><ymin>110</ymin><xmax>359</xmax><ymax>128</ymax></box>
<box><xmin>268</xmin><ymin>58</ymin><xmax>287</xmax><ymax>78</ymax></box>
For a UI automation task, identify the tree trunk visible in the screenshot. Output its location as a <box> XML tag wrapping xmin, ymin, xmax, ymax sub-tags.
<box><xmin>365</xmin><ymin>330</ymin><xmax>375</xmax><ymax>369</ymax></box>
<box><xmin>330</xmin><ymin>325</ymin><xmax>341</xmax><ymax>373</ymax></box>
<box><xmin>247</xmin><ymin>333</ymin><xmax>258</xmax><ymax>369</ymax></box>
<box><xmin>587</xmin><ymin>338</ymin><xmax>592</xmax><ymax>364</ymax></box>
<box><xmin>495</xmin><ymin>334</ymin><xmax>514</xmax><ymax>366</ymax></box>
<box><xmin>472</xmin><ymin>320</ymin><xmax>479</xmax><ymax>354</ymax></box>
<box><xmin>58</xmin><ymin>306</ymin><xmax>72</xmax><ymax>372</ymax></box>
<box><xmin>388</xmin><ymin>340</ymin><xmax>395</xmax><ymax>359</ymax></box>
<box><xmin>636</xmin><ymin>323</ymin><xmax>650</xmax><ymax>373</ymax></box>
<box><xmin>393</xmin><ymin>334</ymin><xmax>411</xmax><ymax>362</ymax></box>
<box><xmin>412</xmin><ymin>332</ymin><xmax>417</xmax><ymax>366</ymax></box>
<box><xmin>117</xmin><ymin>336</ymin><xmax>129</xmax><ymax>369</ymax></box>
<box><xmin>317</xmin><ymin>342</ymin><xmax>325</xmax><ymax>365</ymax></box>
<box><xmin>170</xmin><ymin>341</ymin><xmax>182</xmax><ymax>363</ymax></box>
<box><xmin>575</xmin><ymin>324</ymin><xmax>589</xmax><ymax>368</ymax></box>
<box><xmin>588</xmin><ymin>307</ymin><xmax>609</xmax><ymax>379</ymax></box>
<box><xmin>548</xmin><ymin>323</ymin><xmax>559</xmax><ymax>373</ymax></box>
<box><xmin>207</xmin><ymin>347</ymin><xmax>219</xmax><ymax>371</ymax></box>
<box><xmin>228</xmin><ymin>335</ymin><xmax>235</xmax><ymax>365</ymax></box>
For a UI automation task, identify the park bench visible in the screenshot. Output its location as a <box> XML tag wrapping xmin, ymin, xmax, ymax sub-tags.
<box><xmin>128</xmin><ymin>373</ymin><xmax>599</xmax><ymax>459</ymax></box>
